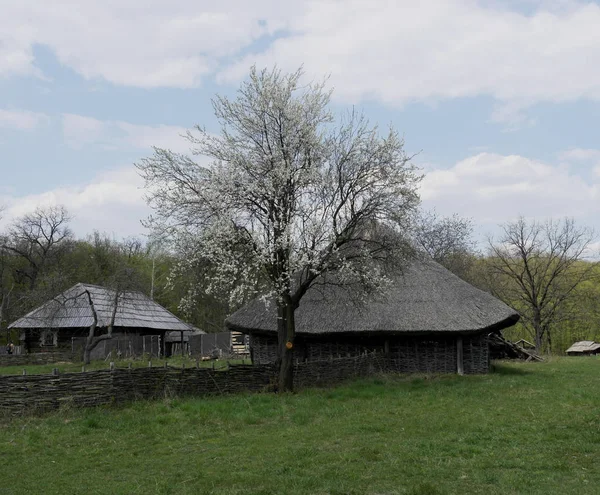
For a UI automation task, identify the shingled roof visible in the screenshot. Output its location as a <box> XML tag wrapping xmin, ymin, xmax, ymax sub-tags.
<box><xmin>226</xmin><ymin>258</ymin><xmax>519</xmax><ymax>335</ymax></box>
<box><xmin>9</xmin><ymin>283</ymin><xmax>193</xmax><ymax>332</ymax></box>
<box><xmin>565</xmin><ymin>341</ymin><xmax>600</xmax><ymax>355</ymax></box>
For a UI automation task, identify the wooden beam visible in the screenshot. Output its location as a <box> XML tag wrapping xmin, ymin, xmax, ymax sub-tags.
<box><xmin>457</xmin><ymin>336</ymin><xmax>464</xmax><ymax>375</ymax></box>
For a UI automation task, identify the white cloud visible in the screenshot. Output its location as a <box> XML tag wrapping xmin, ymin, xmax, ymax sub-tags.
<box><xmin>0</xmin><ymin>109</ymin><xmax>49</xmax><ymax>131</ymax></box>
<box><xmin>489</xmin><ymin>102</ymin><xmax>537</xmax><ymax>131</ymax></box>
<box><xmin>0</xmin><ymin>167</ymin><xmax>149</xmax><ymax>239</ymax></box>
<box><xmin>559</xmin><ymin>148</ymin><xmax>600</xmax><ymax>162</ymax></box>
<box><xmin>5</xmin><ymin>1</ymin><xmax>600</xmax><ymax>126</ymax></box>
<box><xmin>219</xmin><ymin>1</ymin><xmax>600</xmax><ymax>118</ymax></box>
<box><xmin>62</xmin><ymin>114</ymin><xmax>191</xmax><ymax>153</ymax></box>
<box><xmin>420</xmin><ymin>152</ymin><xmax>599</xmax><ymax>225</ymax></box>
<box><xmin>2</xmin><ymin>149</ymin><xmax>599</xmax><ymax>242</ymax></box>
<box><xmin>1</xmin><ymin>0</ymin><xmax>295</xmax><ymax>88</ymax></box>
<box><xmin>62</xmin><ymin>114</ymin><xmax>108</xmax><ymax>148</ymax></box>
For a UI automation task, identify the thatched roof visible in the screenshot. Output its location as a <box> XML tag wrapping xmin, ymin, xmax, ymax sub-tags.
<box><xmin>9</xmin><ymin>283</ymin><xmax>193</xmax><ymax>332</ymax></box>
<box><xmin>226</xmin><ymin>258</ymin><xmax>519</xmax><ymax>336</ymax></box>
<box><xmin>565</xmin><ymin>341</ymin><xmax>600</xmax><ymax>354</ymax></box>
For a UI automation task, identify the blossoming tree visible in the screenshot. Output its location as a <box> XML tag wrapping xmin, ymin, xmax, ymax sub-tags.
<box><xmin>136</xmin><ymin>67</ymin><xmax>421</xmax><ymax>391</ymax></box>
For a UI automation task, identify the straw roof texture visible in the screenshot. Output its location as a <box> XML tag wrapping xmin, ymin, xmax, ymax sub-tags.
<box><xmin>9</xmin><ymin>283</ymin><xmax>193</xmax><ymax>331</ymax></box>
<box><xmin>565</xmin><ymin>341</ymin><xmax>600</xmax><ymax>354</ymax></box>
<box><xmin>226</xmin><ymin>258</ymin><xmax>519</xmax><ymax>335</ymax></box>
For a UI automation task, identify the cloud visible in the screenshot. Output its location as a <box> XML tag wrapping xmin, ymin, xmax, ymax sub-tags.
<box><xmin>0</xmin><ymin>109</ymin><xmax>49</xmax><ymax>131</ymax></box>
<box><xmin>2</xmin><ymin>148</ymin><xmax>599</xmax><ymax>243</ymax></box>
<box><xmin>0</xmin><ymin>166</ymin><xmax>149</xmax><ymax>239</ymax></box>
<box><xmin>5</xmin><ymin>1</ymin><xmax>600</xmax><ymax>129</ymax></box>
<box><xmin>62</xmin><ymin>114</ymin><xmax>191</xmax><ymax>153</ymax></box>
<box><xmin>489</xmin><ymin>102</ymin><xmax>537</xmax><ymax>131</ymax></box>
<box><xmin>1</xmin><ymin>0</ymin><xmax>295</xmax><ymax>88</ymax></box>
<box><xmin>559</xmin><ymin>148</ymin><xmax>600</xmax><ymax>162</ymax></box>
<box><xmin>420</xmin><ymin>152</ymin><xmax>599</xmax><ymax>225</ymax></box>
<box><xmin>219</xmin><ymin>1</ymin><xmax>600</xmax><ymax>119</ymax></box>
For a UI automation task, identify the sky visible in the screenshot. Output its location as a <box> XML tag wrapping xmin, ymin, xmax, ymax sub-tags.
<box><xmin>1</xmin><ymin>0</ymin><xmax>599</xmax><ymax>247</ymax></box>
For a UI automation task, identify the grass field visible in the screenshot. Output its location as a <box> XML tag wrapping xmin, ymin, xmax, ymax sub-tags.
<box><xmin>1</xmin><ymin>357</ymin><xmax>599</xmax><ymax>495</ymax></box>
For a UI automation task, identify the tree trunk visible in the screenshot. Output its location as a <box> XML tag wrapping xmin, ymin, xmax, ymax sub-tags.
<box><xmin>546</xmin><ymin>328</ymin><xmax>552</xmax><ymax>355</ymax></box>
<box><xmin>83</xmin><ymin>317</ymin><xmax>99</xmax><ymax>365</ymax></box>
<box><xmin>533</xmin><ymin>312</ymin><xmax>543</xmax><ymax>353</ymax></box>
<box><xmin>277</xmin><ymin>296</ymin><xmax>296</xmax><ymax>392</ymax></box>
<box><xmin>534</xmin><ymin>330</ymin><xmax>543</xmax><ymax>354</ymax></box>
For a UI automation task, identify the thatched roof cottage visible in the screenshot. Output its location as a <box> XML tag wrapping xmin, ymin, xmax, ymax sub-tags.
<box><xmin>9</xmin><ymin>283</ymin><xmax>194</xmax><ymax>359</ymax></box>
<box><xmin>226</xmin><ymin>258</ymin><xmax>519</xmax><ymax>374</ymax></box>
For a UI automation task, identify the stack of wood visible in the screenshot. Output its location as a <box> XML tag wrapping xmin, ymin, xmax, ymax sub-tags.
<box><xmin>488</xmin><ymin>333</ymin><xmax>543</xmax><ymax>362</ymax></box>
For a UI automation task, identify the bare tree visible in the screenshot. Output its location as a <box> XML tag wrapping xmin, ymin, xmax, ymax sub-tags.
<box><xmin>81</xmin><ymin>287</ymin><xmax>120</xmax><ymax>365</ymax></box>
<box><xmin>412</xmin><ymin>210</ymin><xmax>477</xmax><ymax>280</ymax></box>
<box><xmin>2</xmin><ymin>205</ymin><xmax>72</xmax><ymax>290</ymax></box>
<box><xmin>137</xmin><ymin>66</ymin><xmax>421</xmax><ymax>391</ymax></box>
<box><xmin>81</xmin><ymin>242</ymin><xmax>143</xmax><ymax>364</ymax></box>
<box><xmin>487</xmin><ymin>217</ymin><xmax>597</xmax><ymax>353</ymax></box>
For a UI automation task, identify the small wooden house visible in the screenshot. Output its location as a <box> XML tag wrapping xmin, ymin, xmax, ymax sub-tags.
<box><xmin>9</xmin><ymin>283</ymin><xmax>195</xmax><ymax>359</ymax></box>
<box><xmin>565</xmin><ymin>341</ymin><xmax>600</xmax><ymax>356</ymax></box>
<box><xmin>226</xmin><ymin>258</ymin><xmax>520</xmax><ymax>374</ymax></box>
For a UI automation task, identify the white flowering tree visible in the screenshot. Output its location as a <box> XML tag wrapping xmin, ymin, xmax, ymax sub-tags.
<box><xmin>136</xmin><ymin>67</ymin><xmax>421</xmax><ymax>391</ymax></box>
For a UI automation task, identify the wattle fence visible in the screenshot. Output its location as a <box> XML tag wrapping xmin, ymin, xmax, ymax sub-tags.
<box><xmin>0</xmin><ymin>353</ymin><xmax>391</xmax><ymax>416</ymax></box>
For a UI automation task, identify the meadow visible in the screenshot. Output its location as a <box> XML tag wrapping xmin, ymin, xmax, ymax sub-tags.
<box><xmin>1</xmin><ymin>357</ymin><xmax>599</xmax><ymax>495</ymax></box>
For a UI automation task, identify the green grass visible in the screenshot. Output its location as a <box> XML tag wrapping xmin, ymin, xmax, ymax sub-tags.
<box><xmin>0</xmin><ymin>356</ymin><xmax>247</xmax><ymax>375</ymax></box>
<box><xmin>1</xmin><ymin>357</ymin><xmax>600</xmax><ymax>494</ymax></box>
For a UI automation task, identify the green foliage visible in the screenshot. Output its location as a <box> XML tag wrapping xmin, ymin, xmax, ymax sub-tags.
<box><xmin>488</xmin><ymin>260</ymin><xmax>600</xmax><ymax>354</ymax></box>
<box><xmin>1</xmin><ymin>358</ymin><xmax>600</xmax><ymax>494</ymax></box>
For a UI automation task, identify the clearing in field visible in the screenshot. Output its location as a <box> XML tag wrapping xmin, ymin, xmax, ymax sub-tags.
<box><xmin>1</xmin><ymin>358</ymin><xmax>599</xmax><ymax>495</ymax></box>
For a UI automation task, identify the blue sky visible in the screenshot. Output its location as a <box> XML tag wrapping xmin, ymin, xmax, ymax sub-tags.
<box><xmin>1</xmin><ymin>0</ymin><xmax>599</xmax><ymax>248</ymax></box>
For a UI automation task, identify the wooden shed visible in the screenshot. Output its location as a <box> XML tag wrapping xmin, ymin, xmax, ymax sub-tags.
<box><xmin>9</xmin><ymin>283</ymin><xmax>195</xmax><ymax>359</ymax></box>
<box><xmin>226</xmin><ymin>258</ymin><xmax>520</xmax><ymax>374</ymax></box>
<box><xmin>565</xmin><ymin>341</ymin><xmax>600</xmax><ymax>356</ymax></box>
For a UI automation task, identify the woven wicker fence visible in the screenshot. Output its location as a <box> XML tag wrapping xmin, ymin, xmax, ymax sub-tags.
<box><xmin>0</xmin><ymin>364</ymin><xmax>274</xmax><ymax>416</ymax></box>
<box><xmin>0</xmin><ymin>348</ymin><xmax>489</xmax><ymax>417</ymax></box>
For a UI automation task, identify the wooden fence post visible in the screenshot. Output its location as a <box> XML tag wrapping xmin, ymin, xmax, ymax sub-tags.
<box><xmin>457</xmin><ymin>336</ymin><xmax>464</xmax><ymax>376</ymax></box>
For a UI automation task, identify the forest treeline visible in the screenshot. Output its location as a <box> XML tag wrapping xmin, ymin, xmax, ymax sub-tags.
<box><xmin>1</xmin><ymin>205</ymin><xmax>598</xmax><ymax>354</ymax></box>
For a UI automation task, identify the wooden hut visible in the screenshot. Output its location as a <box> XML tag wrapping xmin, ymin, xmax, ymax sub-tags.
<box><xmin>9</xmin><ymin>283</ymin><xmax>194</xmax><ymax>359</ymax></box>
<box><xmin>226</xmin><ymin>258</ymin><xmax>519</xmax><ymax>374</ymax></box>
<box><xmin>565</xmin><ymin>341</ymin><xmax>600</xmax><ymax>356</ymax></box>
